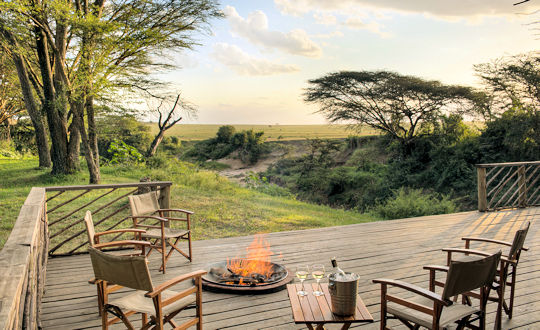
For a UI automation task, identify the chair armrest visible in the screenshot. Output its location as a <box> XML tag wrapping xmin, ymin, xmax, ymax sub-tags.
<box><xmin>94</xmin><ymin>228</ymin><xmax>146</xmax><ymax>237</ymax></box>
<box><xmin>129</xmin><ymin>215</ymin><xmax>168</xmax><ymax>222</ymax></box>
<box><xmin>146</xmin><ymin>270</ymin><xmax>207</xmax><ymax>298</ymax></box>
<box><xmin>462</xmin><ymin>237</ymin><xmax>529</xmax><ymax>251</ymax></box>
<box><xmin>162</xmin><ymin>217</ymin><xmax>190</xmax><ymax>222</ymax></box>
<box><xmin>423</xmin><ymin>265</ymin><xmax>449</xmax><ymax>272</ymax></box>
<box><xmin>443</xmin><ymin>248</ymin><xmax>514</xmax><ymax>266</ymax></box>
<box><xmin>158</xmin><ymin>208</ymin><xmax>194</xmax><ymax>215</ymax></box>
<box><xmin>443</xmin><ymin>247</ymin><xmax>492</xmax><ymax>257</ymax></box>
<box><xmin>372</xmin><ymin>278</ymin><xmax>451</xmax><ymax>306</ymax></box>
<box><xmin>94</xmin><ymin>240</ymin><xmax>151</xmax><ymax>249</ymax></box>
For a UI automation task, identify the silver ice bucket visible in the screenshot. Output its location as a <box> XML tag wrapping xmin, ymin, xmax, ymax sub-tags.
<box><xmin>328</xmin><ymin>272</ymin><xmax>359</xmax><ymax>316</ymax></box>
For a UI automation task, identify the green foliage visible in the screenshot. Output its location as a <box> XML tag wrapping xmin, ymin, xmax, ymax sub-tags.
<box><xmin>244</xmin><ymin>172</ymin><xmax>295</xmax><ymax>198</ymax></box>
<box><xmin>184</xmin><ymin>126</ymin><xmax>270</xmax><ymax>165</ymax></box>
<box><xmin>7</xmin><ymin>119</ymin><xmax>37</xmax><ymax>154</ymax></box>
<box><xmin>265</xmin><ymin>138</ymin><xmax>390</xmax><ymax>211</ymax></box>
<box><xmin>97</xmin><ymin>115</ymin><xmax>152</xmax><ymax>160</ymax></box>
<box><xmin>106</xmin><ymin>139</ymin><xmax>144</xmax><ymax>165</ymax></box>
<box><xmin>216</xmin><ymin>125</ymin><xmax>236</xmax><ymax>143</ymax></box>
<box><xmin>371</xmin><ymin>188</ymin><xmax>458</xmax><ymax>220</ymax></box>
<box><xmin>479</xmin><ymin>108</ymin><xmax>540</xmax><ymax>162</ymax></box>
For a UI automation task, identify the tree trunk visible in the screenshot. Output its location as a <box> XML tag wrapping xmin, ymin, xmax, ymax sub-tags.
<box><xmin>3</xmin><ymin>28</ymin><xmax>51</xmax><ymax>168</ymax></box>
<box><xmin>146</xmin><ymin>131</ymin><xmax>165</xmax><ymax>158</ymax></box>
<box><xmin>72</xmin><ymin>100</ymin><xmax>100</xmax><ymax>183</ymax></box>
<box><xmin>34</xmin><ymin>25</ymin><xmax>71</xmax><ymax>174</ymax></box>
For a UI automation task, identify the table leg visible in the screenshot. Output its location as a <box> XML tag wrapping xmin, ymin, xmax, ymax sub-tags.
<box><xmin>340</xmin><ymin>322</ymin><xmax>352</xmax><ymax>330</ymax></box>
<box><xmin>305</xmin><ymin>323</ymin><xmax>326</xmax><ymax>330</ymax></box>
<box><xmin>306</xmin><ymin>323</ymin><xmax>315</xmax><ymax>330</ymax></box>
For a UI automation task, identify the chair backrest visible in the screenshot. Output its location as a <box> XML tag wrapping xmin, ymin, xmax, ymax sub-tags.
<box><xmin>508</xmin><ymin>221</ymin><xmax>530</xmax><ymax>260</ymax></box>
<box><xmin>442</xmin><ymin>251</ymin><xmax>501</xmax><ymax>300</ymax></box>
<box><xmin>128</xmin><ymin>191</ymin><xmax>160</xmax><ymax>216</ymax></box>
<box><xmin>84</xmin><ymin>210</ymin><xmax>96</xmax><ymax>246</ymax></box>
<box><xmin>88</xmin><ymin>247</ymin><xmax>154</xmax><ymax>292</ymax></box>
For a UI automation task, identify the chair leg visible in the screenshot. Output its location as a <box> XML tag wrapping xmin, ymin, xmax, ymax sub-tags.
<box><xmin>507</xmin><ymin>270</ymin><xmax>516</xmax><ymax>319</ymax></box>
<box><xmin>188</xmin><ymin>231</ymin><xmax>193</xmax><ymax>262</ymax></box>
<box><xmin>380</xmin><ymin>285</ymin><xmax>387</xmax><ymax>330</ymax></box>
<box><xmin>142</xmin><ymin>313</ymin><xmax>148</xmax><ymax>327</ymax></box>
<box><xmin>101</xmin><ymin>305</ymin><xmax>108</xmax><ymax>330</ymax></box>
<box><xmin>162</xmin><ymin>238</ymin><xmax>166</xmax><ymax>274</ymax></box>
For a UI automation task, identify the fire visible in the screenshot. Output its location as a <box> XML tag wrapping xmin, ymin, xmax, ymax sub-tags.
<box><xmin>227</xmin><ymin>234</ymin><xmax>274</xmax><ymax>281</ymax></box>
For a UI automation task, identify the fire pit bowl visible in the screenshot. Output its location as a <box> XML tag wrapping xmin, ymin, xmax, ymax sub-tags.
<box><xmin>201</xmin><ymin>260</ymin><xmax>294</xmax><ymax>294</ymax></box>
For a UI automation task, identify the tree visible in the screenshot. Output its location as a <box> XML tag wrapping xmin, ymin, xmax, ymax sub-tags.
<box><xmin>305</xmin><ymin>71</ymin><xmax>478</xmax><ymax>153</ymax></box>
<box><xmin>0</xmin><ymin>33</ymin><xmax>51</xmax><ymax>168</ymax></box>
<box><xmin>146</xmin><ymin>93</ymin><xmax>195</xmax><ymax>157</ymax></box>
<box><xmin>474</xmin><ymin>52</ymin><xmax>539</xmax><ymax>119</ymax></box>
<box><xmin>1</xmin><ymin>0</ymin><xmax>222</xmax><ymax>182</ymax></box>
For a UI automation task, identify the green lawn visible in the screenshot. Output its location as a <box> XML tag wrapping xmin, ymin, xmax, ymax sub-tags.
<box><xmin>0</xmin><ymin>158</ymin><xmax>376</xmax><ymax>251</ymax></box>
<box><xmin>144</xmin><ymin>124</ymin><xmax>380</xmax><ymax>141</ymax></box>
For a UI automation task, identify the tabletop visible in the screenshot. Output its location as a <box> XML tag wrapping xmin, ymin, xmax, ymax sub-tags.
<box><xmin>287</xmin><ymin>283</ymin><xmax>373</xmax><ymax>325</ymax></box>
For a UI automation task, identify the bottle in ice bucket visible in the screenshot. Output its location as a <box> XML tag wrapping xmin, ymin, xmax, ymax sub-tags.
<box><xmin>328</xmin><ymin>258</ymin><xmax>359</xmax><ymax>316</ymax></box>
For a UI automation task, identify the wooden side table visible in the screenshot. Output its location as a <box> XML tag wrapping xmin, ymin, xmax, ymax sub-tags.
<box><xmin>287</xmin><ymin>283</ymin><xmax>373</xmax><ymax>330</ymax></box>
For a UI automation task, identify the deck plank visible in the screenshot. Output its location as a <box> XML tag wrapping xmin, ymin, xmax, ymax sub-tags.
<box><xmin>42</xmin><ymin>208</ymin><xmax>539</xmax><ymax>329</ymax></box>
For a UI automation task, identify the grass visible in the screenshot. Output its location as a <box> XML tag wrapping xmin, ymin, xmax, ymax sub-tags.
<box><xmin>144</xmin><ymin>124</ymin><xmax>380</xmax><ymax>141</ymax></box>
<box><xmin>0</xmin><ymin>158</ymin><xmax>377</xmax><ymax>251</ymax></box>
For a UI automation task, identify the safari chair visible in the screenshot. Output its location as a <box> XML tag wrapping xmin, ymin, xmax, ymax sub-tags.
<box><xmin>85</xmin><ymin>210</ymin><xmax>153</xmax><ymax>314</ymax></box>
<box><xmin>88</xmin><ymin>247</ymin><xmax>206</xmax><ymax>330</ymax></box>
<box><xmin>373</xmin><ymin>251</ymin><xmax>501</xmax><ymax>330</ymax></box>
<box><xmin>441</xmin><ymin>221</ymin><xmax>530</xmax><ymax>328</ymax></box>
<box><xmin>128</xmin><ymin>191</ymin><xmax>193</xmax><ymax>273</ymax></box>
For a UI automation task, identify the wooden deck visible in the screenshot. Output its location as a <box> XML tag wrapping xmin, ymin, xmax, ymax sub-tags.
<box><xmin>41</xmin><ymin>207</ymin><xmax>539</xmax><ymax>329</ymax></box>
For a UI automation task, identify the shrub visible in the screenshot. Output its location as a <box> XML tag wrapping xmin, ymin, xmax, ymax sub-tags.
<box><xmin>97</xmin><ymin>115</ymin><xmax>152</xmax><ymax>160</ymax></box>
<box><xmin>372</xmin><ymin>188</ymin><xmax>458</xmax><ymax>219</ymax></box>
<box><xmin>107</xmin><ymin>139</ymin><xmax>144</xmax><ymax>165</ymax></box>
<box><xmin>244</xmin><ymin>172</ymin><xmax>295</xmax><ymax>198</ymax></box>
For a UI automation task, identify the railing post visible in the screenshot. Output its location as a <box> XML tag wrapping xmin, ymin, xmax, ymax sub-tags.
<box><xmin>518</xmin><ymin>166</ymin><xmax>527</xmax><ymax>208</ymax></box>
<box><xmin>477</xmin><ymin>167</ymin><xmax>487</xmax><ymax>212</ymax></box>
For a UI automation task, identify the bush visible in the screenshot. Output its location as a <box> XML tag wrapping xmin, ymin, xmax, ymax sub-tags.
<box><xmin>372</xmin><ymin>188</ymin><xmax>458</xmax><ymax>219</ymax></box>
<box><xmin>97</xmin><ymin>115</ymin><xmax>152</xmax><ymax>161</ymax></box>
<box><xmin>106</xmin><ymin>139</ymin><xmax>144</xmax><ymax>165</ymax></box>
<box><xmin>244</xmin><ymin>172</ymin><xmax>295</xmax><ymax>198</ymax></box>
<box><xmin>183</xmin><ymin>126</ymin><xmax>270</xmax><ymax>165</ymax></box>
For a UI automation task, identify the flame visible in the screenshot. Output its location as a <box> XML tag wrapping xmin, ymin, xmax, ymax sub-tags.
<box><xmin>227</xmin><ymin>234</ymin><xmax>274</xmax><ymax>280</ymax></box>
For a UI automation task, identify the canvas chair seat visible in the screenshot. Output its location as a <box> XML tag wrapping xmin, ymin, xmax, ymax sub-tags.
<box><xmin>109</xmin><ymin>290</ymin><xmax>196</xmax><ymax>315</ymax></box>
<box><xmin>388</xmin><ymin>296</ymin><xmax>480</xmax><ymax>329</ymax></box>
<box><xmin>142</xmin><ymin>228</ymin><xmax>189</xmax><ymax>240</ymax></box>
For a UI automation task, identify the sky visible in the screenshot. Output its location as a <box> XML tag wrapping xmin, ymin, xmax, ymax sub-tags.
<box><xmin>157</xmin><ymin>0</ymin><xmax>540</xmax><ymax>125</ymax></box>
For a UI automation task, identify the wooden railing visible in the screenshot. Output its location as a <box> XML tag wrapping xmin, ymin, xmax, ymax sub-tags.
<box><xmin>0</xmin><ymin>188</ymin><xmax>48</xmax><ymax>329</ymax></box>
<box><xmin>477</xmin><ymin>161</ymin><xmax>540</xmax><ymax>211</ymax></box>
<box><xmin>45</xmin><ymin>181</ymin><xmax>172</xmax><ymax>256</ymax></box>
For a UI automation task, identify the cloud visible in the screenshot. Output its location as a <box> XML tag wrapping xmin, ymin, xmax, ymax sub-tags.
<box><xmin>224</xmin><ymin>6</ymin><xmax>322</xmax><ymax>58</ymax></box>
<box><xmin>343</xmin><ymin>17</ymin><xmax>391</xmax><ymax>37</ymax></box>
<box><xmin>211</xmin><ymin>43</ymin><xmax>300</xmax><ymax>76</ymax></box>
<box><xmin>274</xmin><ymin>0</ymin><xmax>539</xmax><ymax>19</ymax></box>
<box><xmin>313</xmin><ymin>12</ymin><xmax>337</xmax><ymax>25</ymax></box>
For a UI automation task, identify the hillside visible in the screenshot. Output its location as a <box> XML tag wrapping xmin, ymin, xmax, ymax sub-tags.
<box><xmin>0</xmin><ymin>159</ymin><xmax>375</xmax><ymax>250</ymax></box>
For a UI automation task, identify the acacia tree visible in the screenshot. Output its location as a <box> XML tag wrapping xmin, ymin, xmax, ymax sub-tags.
<box><xmin>0</xmin><ymin>32</ymin><xmax>52</xmax><ymax>167</ymax></box>
<box><xmin>474</xmin><ymin>52</ymin><xmax>539</xmax><ymax>118</ymax></box>
<box><xmin>1</xmin><ymin>0</ymin><xmax>222</xmax><ymax>182</ymax></box>
<box><xmin>305</xmin><ymin>71</ymin><xmax>478</xmax><ymax>153</ymax></box>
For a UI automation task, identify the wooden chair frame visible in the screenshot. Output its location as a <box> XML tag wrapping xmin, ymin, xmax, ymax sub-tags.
<box><xmin>129</xmin><ymin>192</ymin><xmax>194</xmax><ymax>273</ymax></box>
<box><xmin>373</xmin><ymin>252</ymin><xmax>500</xmax><ymax>330</ymax></box>
<box><xmin>89</xmin><ymin>248</ymin><xmax>206</xmax><ymax>330</ymax></box>
<box><xmin>97</xmin><ymin>271</ymin><xmax>206</xmax><ymax>330</ymax></box>
<box><xmin>84</xmin><ymin>211</ymin><xmax>153</xmax><ymax>315</ymax></box>
<box><xmin>442</xmin><ymin>222</ymin><xmax>530</xmax><ymax>329</ymax></box>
